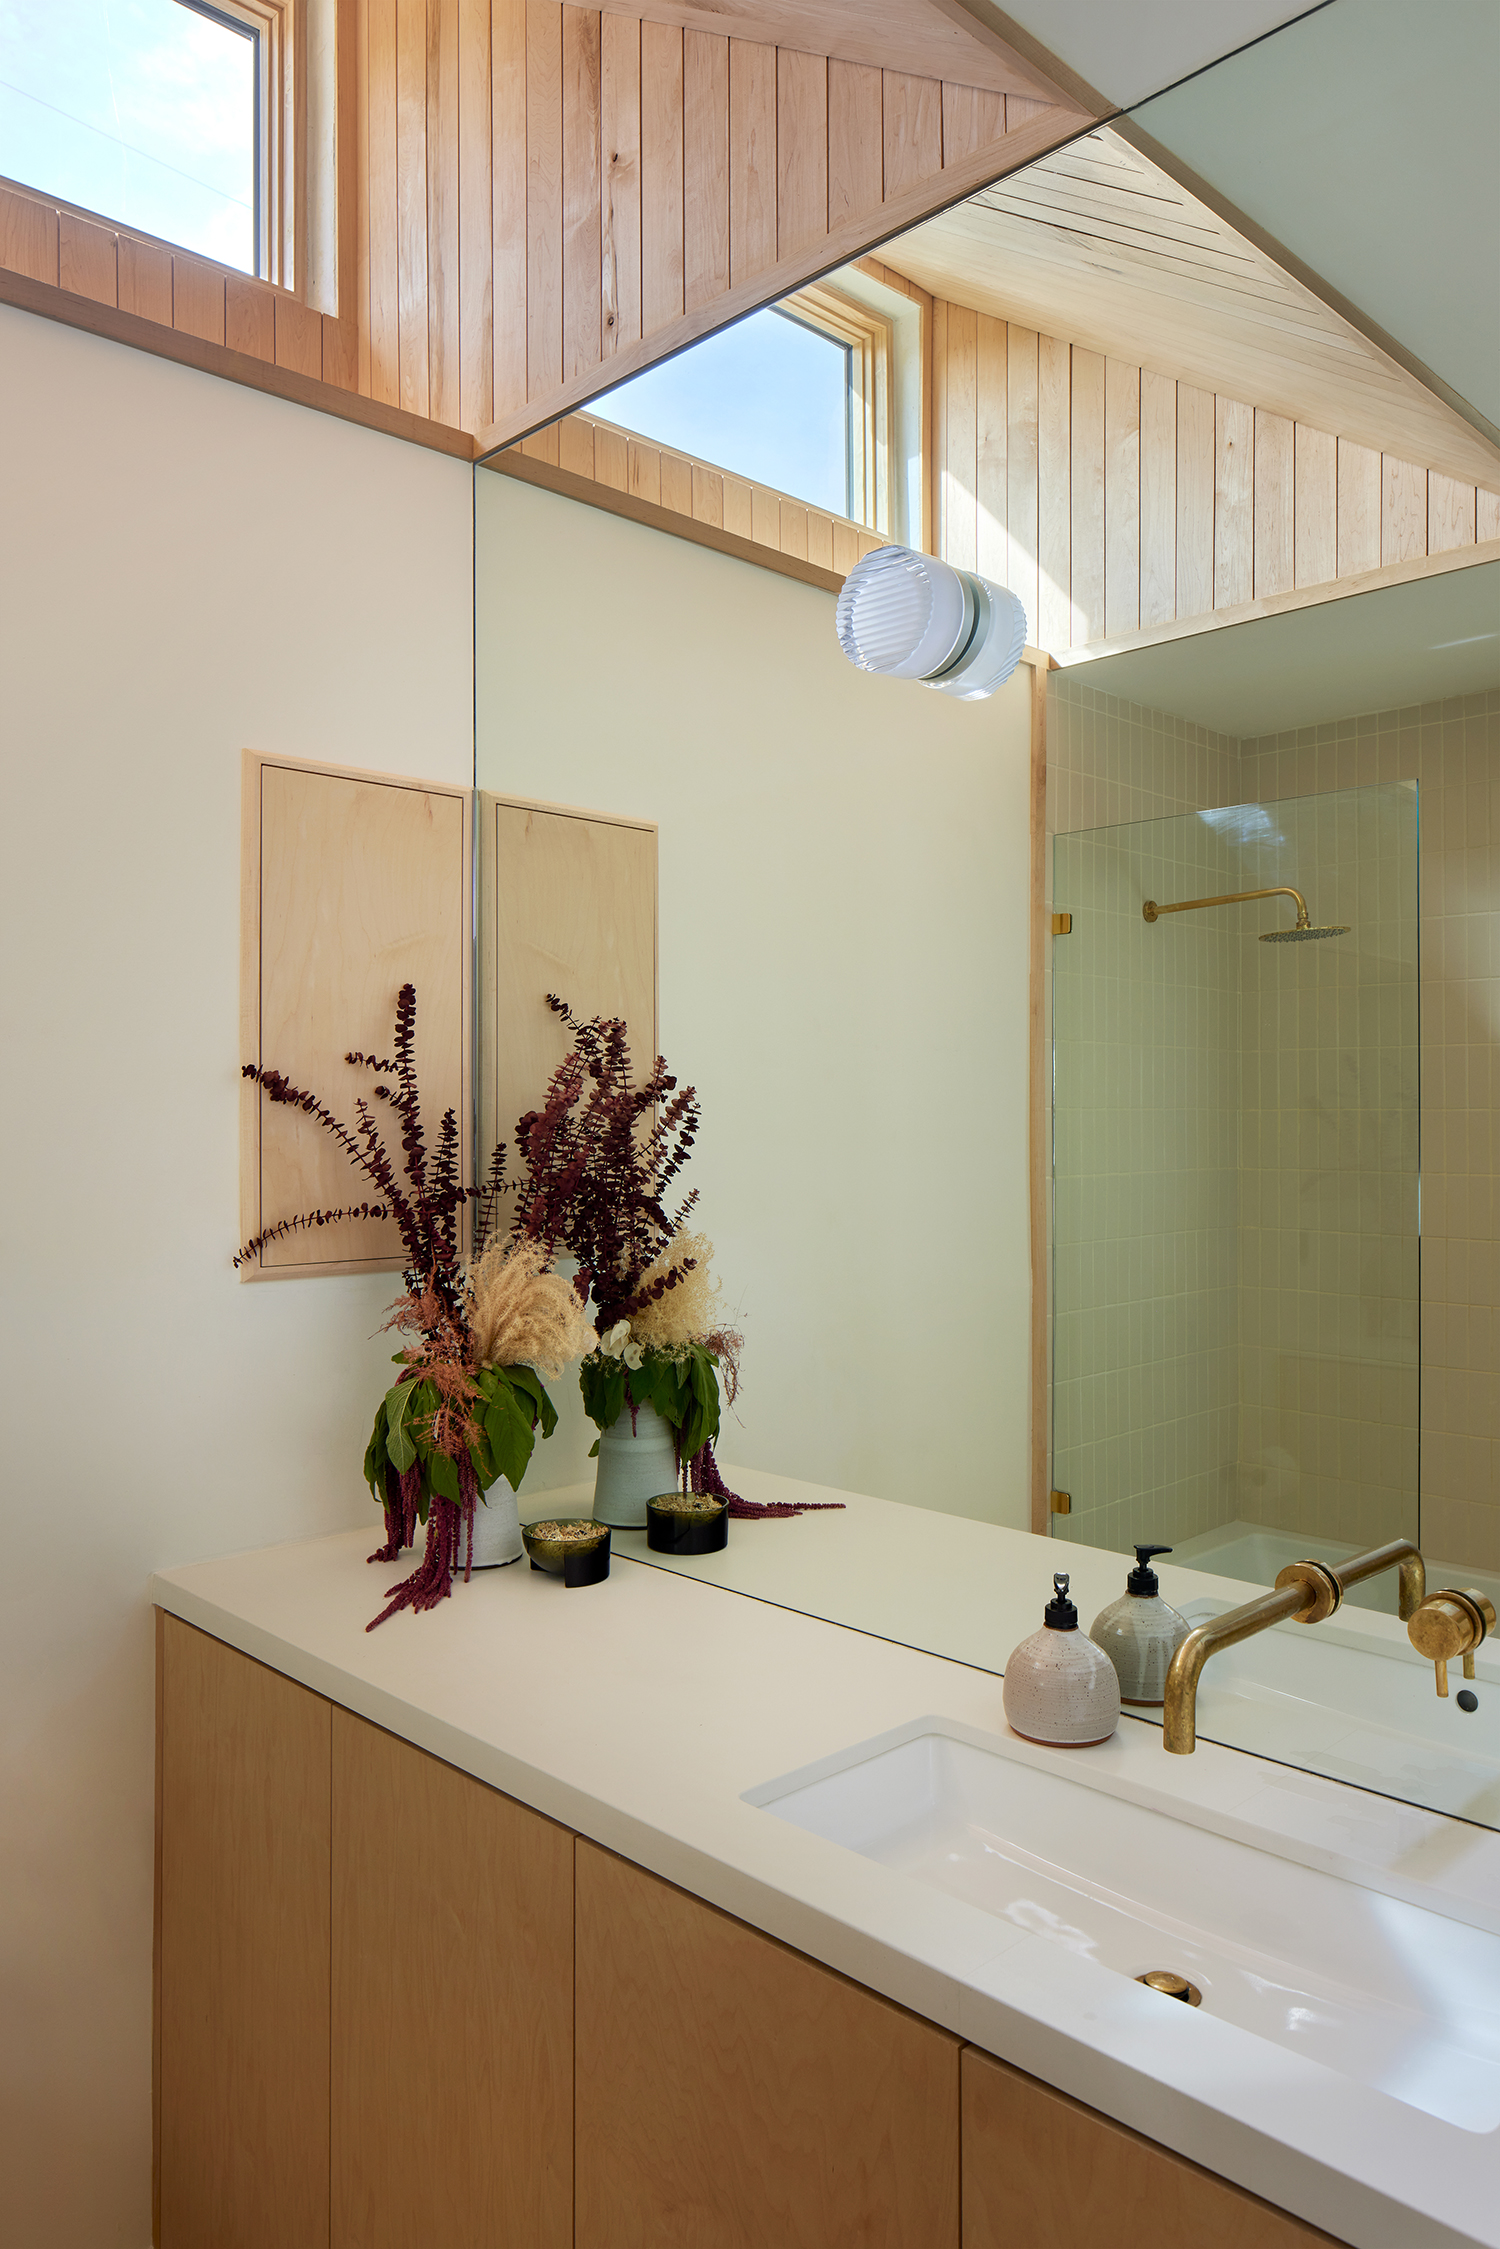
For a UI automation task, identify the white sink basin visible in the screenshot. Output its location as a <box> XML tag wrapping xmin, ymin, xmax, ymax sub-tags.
<box><xmin>747</xmin><ymin>1717</ymin><xmax>1500</xmax><ymax>2133</ymax></box>
<box><xmin>1173</xmin><ymin>1599</ymin><xmax>1500</xmax><ymax>1827</ymax></box>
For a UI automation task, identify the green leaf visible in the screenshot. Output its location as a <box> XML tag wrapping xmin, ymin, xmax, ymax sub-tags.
<box><xmin>383</xmin><ymin>1381</ymin><xmax>418</xmax><ymax>1474</ymax></box>
<box><xmin>363</xmin><ymin>1408</ymin><xmax>387</xmax><ymax>1503</ymax></box>
<box><xmin>580</xmin><ymin>1354</ymin><xmax>626</xmax><ymax>1432</ymax></box>
<box><xmin>588</xmin><ymin>1438</ymin><xmax>600</xmax><ymax>1458</ymax></box>
<box><xmin>428</xmin><ymin>1448</ymin><xmax>461</xmax><ymax>1504</ymax></box>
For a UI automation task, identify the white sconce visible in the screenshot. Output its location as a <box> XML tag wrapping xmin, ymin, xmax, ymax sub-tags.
<box><xmin>835</xmin><ymin>544</ymin><xmax>1028</xmax><ymax>701</ymax></box>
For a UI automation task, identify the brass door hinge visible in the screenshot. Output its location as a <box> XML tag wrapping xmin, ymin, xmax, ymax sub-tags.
<box><xmin>1049</xmin><ymin>1488</ymin><xmax>1072</xmax><ymax>1515</ymax></box>
<box><xmin>1051</xmin><ymin>912</ymin><xmax>1073</xmax><ymax>935</ymax></box>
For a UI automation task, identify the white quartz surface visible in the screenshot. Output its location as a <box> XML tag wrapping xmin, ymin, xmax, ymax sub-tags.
<box><xmin>153</xmin><ymin>1473</ymin><xmax>1500</xmax><ymax>2249</ymax></box>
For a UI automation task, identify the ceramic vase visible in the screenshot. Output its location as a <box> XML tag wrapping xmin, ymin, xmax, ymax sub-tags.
<box><xmin>465</xmin><ymin>1481</ymin><xmax>524</xmax><ymax>1568</ymax></box>
<box><xmin>592</xmin><ymin>1402</ymin><xmax>679</xmax><ymax>1529</ymax></box>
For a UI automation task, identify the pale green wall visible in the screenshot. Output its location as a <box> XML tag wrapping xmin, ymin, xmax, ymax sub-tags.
<box><xmin>475</xmin><ymin>472</ymin><xmax>1035</xmax><ymax>1523</ymax></box>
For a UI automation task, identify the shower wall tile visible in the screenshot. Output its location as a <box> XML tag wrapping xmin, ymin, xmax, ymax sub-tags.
<box><xmin>1237</xmin><ymin>689</ymin><xmax>1500</xmax><ymax>1574</ymax></box>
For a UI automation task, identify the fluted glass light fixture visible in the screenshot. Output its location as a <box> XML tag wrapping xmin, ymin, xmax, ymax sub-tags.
<box><xmin>835</xmin><ymin>544</ymin><xmax>1028</xmax><ymax>701</ymax></box>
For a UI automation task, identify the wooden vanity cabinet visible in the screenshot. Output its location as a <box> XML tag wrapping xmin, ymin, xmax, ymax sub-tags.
<box><xmin>156</xmin><ymin>1617</ymin><xmax>1348</xmax><ymax>2249</ymax></box>
<box><xmin>574</xmin><ymin>1840</ymin><xmax>962</xmax><ymax>2249</ymax></box>
<box><xmin>962</xmin><ymin>2047</ymin><xmax>1340</xmax><ymax>2249</ymax></box>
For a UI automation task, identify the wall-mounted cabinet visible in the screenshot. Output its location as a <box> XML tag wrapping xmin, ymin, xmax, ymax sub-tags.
<box><xmin>477</xmin><ymin>793</ymin><xmax>657</xmax><ymax>1182</ymax></box>
<box><xmin>239</xmin><ymin>750</ymin><xmax>472</xmax><ymax>1278</ymax></box>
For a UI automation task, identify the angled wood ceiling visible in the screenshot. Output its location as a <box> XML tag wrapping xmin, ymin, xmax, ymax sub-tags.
<box><xmin>603</xmin><ymin>1</ymin><xmax>1085</xmax><ymax>104</ymax></box>
<box><xmin>881</xmin><ymin>126</ymin><xmax>1500</xmax><ymax>493</ymax></box>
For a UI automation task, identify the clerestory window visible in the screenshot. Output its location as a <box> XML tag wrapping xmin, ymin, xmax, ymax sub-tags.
<box><xmin>0</xmin><ymin>0</ymin><xmax>296</xmax><ymax>285</ymax></box>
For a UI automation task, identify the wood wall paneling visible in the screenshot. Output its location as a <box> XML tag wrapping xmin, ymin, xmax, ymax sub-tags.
<box><xmin>242</xmin><ymin>750</ymin><xmax>471</xmax><ymax>1278</ymax></box>
<box><xmin>118</xmin><ymin>233</ymin><xmax>173</xmax><ymax>325</ymax></box>
<box><xmin>575</xmin><ymin>1842</ymin><xmax>962</xmax><ymax>2249</ymax></box>
<box><xmin>1293</xmin><ymin>420</ymin><xmax>1336</xmax><ymax>589</ymax></box>
<box><xmin>527</xmin><ymin>0</ymin><xmax>564</xmax><ymax>394</ymax></box>
<box><xmin>777</xmin><ymin>48</ymin><xmax>828</xmax><ymax>263</ymax></box>
<box><xmin>0</xmin><ymin>179</ymin><xmax>57</xmax><ymax>281</ymax></box>
<box><xmin>1336</xmin><ymin>436</ymin><xmax>1381</xmax><ymax>577</ymax></box>
<box><xmin>226</xmin><ymin>274</ymin><xmax>277</xmax><ymax>360</ymax></box>
<box><xmin>331</xmin><ymin>1710</ymin><xmax>573</xmax><ymax>2249</ymax></box>
<box><xmin>172</xmin><ymin>253</ymin><xmax>226</xmax><ymax>346</ymax></box>
<box><xmin>562</xmin><ymin>5</ymin><xmax>603</xmax><ymax>378</ymax></box>
<box><xmin>600</xmin><ymin>11</ymin><xmax>642</xmax><ymax>354</ymax></box>
<box><xmin>427</xmin><ymin>0</ymin><xmax>461</xmax><ymax>426</ymax></box>
<box><xmin>478</xmin><ymin>795</ymin><xmax>657</xmax><ymax>1176</ymax></box>
<box><xmin>945</xmin><ymin>300</ymin><xmax>978</xmax><ymax>570</ymax></box>
<box><xmin>882</xmin><ymin>71</ymin><xmax>943</xmax><ymax>202</ymax></box>
<box><xmin>58</xmin><ymin>210</ymin><xmax>117</xmax><ymax>305</ymax></box>
<box><xmin>492</xmin><ymin>0</ymin><xmax>528</xmax><ymax>411</ymax></box>
<box><xmin>1006</xmin><ymin>322</ymin><xmax>1040</xmax><ymax>642</ymax></box>
<box><xmin>1213</xmin><ymin>393</ymin><xmax>1253</xmax><ymax>609</ymax></box>
<box><xmin>1035</xmin><ymin>331</ymin><xmax>1070</xmax><ymax>652</ymax></box>
<box><xmin>1479</xmin><ymin>488</ymin><xmax>1500</xmax><ymax>544</ymax></box>
<box><xmin>1429</xmin><ymin>471</ymin><xmax>1477</xmax><ymax>553</ymax></box>
<box><xmin>1069</xmin><ymin>346</ymin><xmax>1104</xmax><ymax>644</ymax></box>
<box><xmin>1175</xmin><ymin>381</ymin><xmax>1215</xmax><ymax>620</ymax></box>
<box><xmin>1138</xmin><ymin>368</ymin><xmax>1176</xmax><ymax>629</ymax></box>
<box><xmin>158</xmin><ymin>1619</ymin><xmax>330</xmax><ymax>2249</ymax></box>
<box><xmin>1252</xmin><ymin>407</ymin><xmax>1293</xmax><ymax>599</ymax></box>
<box><xmin>962</xmin><ymin>2047</ymin><xmax>1334</xmax><ymax>2248</ymax></box>
<box><xmin>641</xmin><ymin>21</ymin><xmax>686</xmax><ymax>334</ymax></box>
<box><xmin>396</xmin><ymin>0</ymin><xmax>431</xmax><ymax>414</ymax></box>
<box><xmin>976</xmin><ymin>311</ymin><xmax>1009</xmax><ymax>583</ymax></box>
<box><xmin>1103</xmin><ymin>355</ymin><xmax>1139</xmax><ymax>637</ymax></box>
<box><xmin>684</xmin><ymin>31</ymin><xmax>729</xmax><ymax>313</ymax></box>
<box><xmin>1382</xmin><ymin>453</ymin><xmax>1427</xmax><ymax>566</ymax></box>
<box><xmin>943</xmin><ymin>83</ymin><xmax>1005</xmax><ymax>165</ymax></box>
<box><xmin>827</xmin><ymin>60</ymin><xmax>883</xmax><ymax>230</ymax></box>
<box><xmin>729</xmin><ymin>38</ymin><xmax>777</xmax><ymax>287</ymax></box>
<box><xmin>458</xmin><ymin>0</ymin><xmax>494</xmax><ymax>432</ymax></box>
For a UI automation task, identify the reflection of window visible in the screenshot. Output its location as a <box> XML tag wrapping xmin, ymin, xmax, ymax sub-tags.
<box><xmin>600</xmin><ymin>308</ymin><xmax>854</xmax><ymax>520</ymax></box>
<box><xmin>0</xmin><ymin>0</ymin><xmax>291</xmax><ymax>281</ymax></box>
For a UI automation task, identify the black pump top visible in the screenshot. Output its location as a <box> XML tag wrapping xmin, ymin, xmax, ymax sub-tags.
<box><xmin>1127</xmin><ymin>1544</ymin><xmax>1173</xmax><ymax>1597</ymax></box>
<box><xmin>1045</xmin><ymin>1572</ymin><xmax>1078</xmax><ymax>1630</ymax></box>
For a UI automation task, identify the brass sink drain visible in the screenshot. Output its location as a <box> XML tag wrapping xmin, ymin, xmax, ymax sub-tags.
<box><xmin>1136</xmin><ymin>1970</ymin><xmax>1202</xmax><ymax>2005</ymax></box>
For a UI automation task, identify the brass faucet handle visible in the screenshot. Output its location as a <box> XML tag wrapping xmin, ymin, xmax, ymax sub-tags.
<box><xmin>1408</xmin><ymin>1590</ymin><xmax>1495</xmax><ymax>1698</ymax></box>
<box><xmin>1273</xmin><ymin>1559</ymin><xmax>1342</xmax><ymax>1624</ymax></box>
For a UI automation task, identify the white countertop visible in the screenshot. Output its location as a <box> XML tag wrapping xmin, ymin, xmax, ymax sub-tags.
<box><xmin>152</xmin><ymin>1471</ymin><xmax>1500</xmax><ymax>2249</ymax></box>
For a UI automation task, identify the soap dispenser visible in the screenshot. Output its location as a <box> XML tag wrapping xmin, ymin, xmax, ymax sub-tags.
<box><xmin>1089</xmin><ymin>1545</ymin><xmax>1191</xmax><ymax>1706</ymax></box>
<box><xmin>1003</xmin><ymin>1573</ymin><xmax>1120</xmax><ymax>1745</ymax></box>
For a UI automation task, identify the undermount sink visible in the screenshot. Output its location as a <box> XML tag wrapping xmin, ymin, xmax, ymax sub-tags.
<box><xmin>1173</xmin><ymin>1598</ymin><xmax>1500</xmax><ymax>1828</ymax></box>
<box><xmin>746</xmin><ymin>1717</ymin><xmax>1500</xmax><ymax>2134</ymax></box>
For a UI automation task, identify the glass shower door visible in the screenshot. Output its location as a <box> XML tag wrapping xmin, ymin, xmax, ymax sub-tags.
<box><xmin>1050</xmin><ymin>784</ymin><xmax>1420</xmax><ymax>1611</ymax></box>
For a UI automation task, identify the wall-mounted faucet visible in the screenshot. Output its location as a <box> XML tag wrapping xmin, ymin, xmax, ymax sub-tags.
<box><xmin>1407</xmin><ymin>1586</ymin><xmax>1495</xmax><ymax>1696</ymax></box>
<box><xmin>1162</xmin><ymin>1540</ymin><xmax>1426</xmax><ymax>1753</ymax></box>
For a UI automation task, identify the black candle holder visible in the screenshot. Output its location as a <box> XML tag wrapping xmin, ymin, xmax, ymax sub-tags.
<box><xmin>646</xmin><ymin>1493</ymin><xmax>729</xmax><ymax>1555</ymax></box>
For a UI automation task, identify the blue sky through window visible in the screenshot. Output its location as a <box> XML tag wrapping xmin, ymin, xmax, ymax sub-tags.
<box><xmin>598</xmin><ymin>309</ymin><xmax>851</xmax><ymax>517</ymax></box>
<box><xmin>0</xmin><ymin>1</ymin><xmax>256</xmax><ymax>272</ymax></box>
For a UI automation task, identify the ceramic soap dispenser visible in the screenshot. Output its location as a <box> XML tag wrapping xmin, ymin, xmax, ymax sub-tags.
<box><xmin>1089</xmin><ymin>1545</ymin><xmax>1191</xmax><ymax>1706</ymax></box>
<box><xmin>1002</xmin><ymin>1573</ymin><xmax>1120</xmax><ymax>1745</ymax></box>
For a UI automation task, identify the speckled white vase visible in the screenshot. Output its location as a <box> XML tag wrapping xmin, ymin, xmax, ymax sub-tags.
<box><xmin>464</xmin><ymin>1483</ymin><xmax>524</xmax><ymax>1568</ymax></box>
<box><xmin>592</xmin><ymin>1402</ymin><xmax>679</xmax><ymax>1529</ymax></box>
<box><xmin>1003</xmin><ymin>1582</ymin><xmax>1120</xmax><ymax>1746</ymax></box>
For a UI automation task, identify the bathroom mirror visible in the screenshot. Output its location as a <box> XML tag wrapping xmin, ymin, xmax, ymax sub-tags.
<box><xmin>473</xmin><ymin>59</ymin><xmax>1499</xmax><ymax>1827</ymax></box>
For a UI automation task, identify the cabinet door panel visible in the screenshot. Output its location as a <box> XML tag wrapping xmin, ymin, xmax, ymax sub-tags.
<box><xmin>575</xmin><ymin>1840</ymin><xmax>961</xmax><ymax>2249</ymax></box>
<box><xmin>158</xmin><ymin>1616</ymin><xmax>331</xmax><ymax>2249</ymax></box>
<box><xmin>331</xmin><ymin>1710</ymin><xmax>573</xmax><ymax>2249</ymax></box>
<box><xmin>962</xmin><ymin>2046</ymin><xmax>1344</xmax><ymax>2248</ymax></box>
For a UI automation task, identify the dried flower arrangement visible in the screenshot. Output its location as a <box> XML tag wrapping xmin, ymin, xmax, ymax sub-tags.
<box><xmin>510</xmin><ymin>999</ymin><xmax>840</xmax><ymax>1522</ymax></box>
<box><xmin>237</xmin><ymin>983</ymin><xmax>595</xmax><ymax>1625</ymax></box>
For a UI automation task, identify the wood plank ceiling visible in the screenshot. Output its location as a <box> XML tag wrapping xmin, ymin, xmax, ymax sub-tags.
<box><xmin>883</xmin><ymin>126</ymin><xmax>1500</xmax><ymax>494</ymax></box>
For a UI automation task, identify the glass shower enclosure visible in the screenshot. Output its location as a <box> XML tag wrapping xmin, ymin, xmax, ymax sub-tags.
<box><xmin>1050</xmin><ymin>782</ymin><xmax>1420</xmax><ymax>1611</ymax></box>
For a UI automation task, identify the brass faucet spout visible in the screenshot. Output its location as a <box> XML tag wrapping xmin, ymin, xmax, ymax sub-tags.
<box><xmin>1162</xmin><ymin>1540</ymin><xmax>1426</xmax><ymax>1754</ymax></box>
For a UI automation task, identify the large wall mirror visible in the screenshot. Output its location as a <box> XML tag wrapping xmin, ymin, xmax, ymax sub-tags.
<box><xmin>473</xmin><ymin>22</ymin><xmax>1500</xmax><ymax>1826</ymax></box>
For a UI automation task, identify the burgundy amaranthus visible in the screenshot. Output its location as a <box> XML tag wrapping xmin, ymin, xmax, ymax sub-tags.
<box><xmin>512</xmin><ymin>999</ymin><xmax>841</xmax><ymax>1524</ymax></box>
<box><xmin>238</xmin><ymin>983</ymin><xmax>507</xmax><ymax>1618</ymax></box>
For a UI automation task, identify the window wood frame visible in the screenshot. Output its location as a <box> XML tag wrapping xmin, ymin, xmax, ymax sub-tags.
<box><xmin>782</xmin><ymin>283</ymin><xmax>896</xmax><ymax>536</ymax></box>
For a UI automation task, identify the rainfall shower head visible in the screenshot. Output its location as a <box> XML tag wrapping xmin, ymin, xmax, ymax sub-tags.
<box><xmin>1259</xmin><ymin>923</ymin><xmax>1350</xmax><ymax>943</ymax></box>
<box><xmin>1142</xmin><ymin>885</ymin><xmax>1350</xmax><ymax>942</ymax></box>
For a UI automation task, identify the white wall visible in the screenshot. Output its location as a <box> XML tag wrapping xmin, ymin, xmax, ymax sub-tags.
<box><xmin>0</xmin><ymin>307</ymin><xmax>474</xmax><ymax>2248</ymax></box>
<box><xmin>476</xmin><ymin>473</ymin><xmax>1035</xmax><ymax>1524</ymax></box>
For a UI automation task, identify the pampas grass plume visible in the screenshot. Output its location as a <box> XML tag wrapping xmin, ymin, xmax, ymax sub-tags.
<box><xmin>631</xmin><ymin>1230</ymin><xmax>721</xmax><ymax>1352</ymax></box>
<box><xmin>467</xmin><ymin>1239</ymin><xmax>597</xmax><ymax>1382</ymax></box>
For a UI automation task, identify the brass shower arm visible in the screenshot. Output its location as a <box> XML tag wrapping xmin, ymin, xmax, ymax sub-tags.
<box><xmin>1142</xmin><ymin>885</ymin><xmax>1309</xmax><ymax>928</ymax></box>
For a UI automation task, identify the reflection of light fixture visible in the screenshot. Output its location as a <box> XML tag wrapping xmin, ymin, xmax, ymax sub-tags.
<box><xmin>835</xmin><ymin>544</ymin><xmax>1028</xmax><ymax>700</ymax></box>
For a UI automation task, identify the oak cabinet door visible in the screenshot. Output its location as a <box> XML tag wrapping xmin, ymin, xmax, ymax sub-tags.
<box><xmin>158</xmin><ymin>1616</ymin><xmax>332</xmax><ymax>2249</ymax></box>
<box><xmin>962</xmin><ymin>2047</ymin><xmax>1341</xmax><ymax>2249</ymax></box>
<box><xmin>330</xmin><ymin>1711</ymin><xmax>574</xmax><ymax>2249</ymax></box>
<box><xmin>575</xmin><ymin>1840</ymin><xmax>961</xmax><ymax>2249</ymax></box>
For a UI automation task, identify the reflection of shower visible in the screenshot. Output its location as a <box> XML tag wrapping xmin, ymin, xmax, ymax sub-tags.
<box><xmin>1141</xmin><ymin>885</ymin><xmax>1350</xmax><ymax>942</ymax></box>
